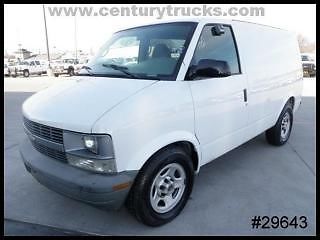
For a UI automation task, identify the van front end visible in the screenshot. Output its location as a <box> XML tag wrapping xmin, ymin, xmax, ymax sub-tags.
<box><xmin>19</xmin><ymin>116</ymin><xmax>138</xmax><ymax>210</ymax></box>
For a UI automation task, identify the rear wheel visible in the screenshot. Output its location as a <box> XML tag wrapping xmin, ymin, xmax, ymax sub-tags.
<box><xmin>265</xmin><ymin>103</ymin><xmax>293</xmax><ymax>146</ymax></box>
<box><xmin>54</xmin><ymin>73</ymin><xmax>59</xmax><ymax>77</ymax></box>
<box><xmin>126</xmin><ymin>146</ymin><xmax>194</xmax><ymax>226</ymax></box>
<box><xmin>23</xmin><ymin>70</ymin><xmax>29</xmax><ymax>78</ymax></box>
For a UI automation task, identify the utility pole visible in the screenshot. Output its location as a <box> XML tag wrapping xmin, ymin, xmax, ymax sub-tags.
<box><xmin>43</xmin><ymin>4</ymin><xmax>50</xmax><ymax>66</ymax></box>
<box><xmin>18</xmin><ymin>43</ymin><xmax>22</xmax><ymax>61</ymax></box>
<box><xmin>74</xmin><ymin>16</ymin><xmax>78</xmax><ymax>60</ymax></box>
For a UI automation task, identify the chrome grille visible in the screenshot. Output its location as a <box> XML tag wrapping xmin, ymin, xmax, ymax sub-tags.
<box><xmin>23</xmin><ymin>117</ymin><xmax>63</xmax><ymax>144</ymax></box>
<box><xmin>31</xmin><ymin>140</ymin><xmax>67</xmax><ymax>163</ymax></box>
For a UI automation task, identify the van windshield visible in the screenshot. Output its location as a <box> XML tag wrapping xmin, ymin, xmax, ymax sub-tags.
<box><xmin>78</xmin><ymin>22</ymin><xmax>197</xmax><ymax>80</ymax></box>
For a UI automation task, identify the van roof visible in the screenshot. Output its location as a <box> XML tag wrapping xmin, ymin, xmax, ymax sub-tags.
<box><xmin>116</xmin><ymin>18</ymin><xmax>289</xmax><ymax>33</ymax></box>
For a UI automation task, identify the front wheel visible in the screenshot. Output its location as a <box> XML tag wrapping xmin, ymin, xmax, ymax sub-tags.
<box><xmin>265</xmin><ymin>103</ymin><xmax>293</xmax><ymax>146</ymax></box>
<box><xmin>126</xmin><ymin>146</ymin><xmax>194</xmax><ymax>226</ymax></box>
<box><xmin>68</xmin><ymin>67</ymin><xmax>75</xmax><ymax>76</ymax></box>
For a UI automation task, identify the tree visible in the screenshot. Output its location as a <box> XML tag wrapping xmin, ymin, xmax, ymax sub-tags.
<box><xmin>297</xmin><ymin>34</ymin><xmax>315</xmax><ymax>53</ymax></box>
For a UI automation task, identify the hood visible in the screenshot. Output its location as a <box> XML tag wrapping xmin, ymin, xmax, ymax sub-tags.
<box><xmin>22</xmin><ymin>76</ymin><xmax>157</xmax><ymax>133</ymax></box>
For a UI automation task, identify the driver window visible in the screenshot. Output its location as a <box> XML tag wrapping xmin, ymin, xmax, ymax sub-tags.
<box><xmin>191</xmin><ymin>25</ymin><xmax>240</xmax><ymax>75</ymax></box>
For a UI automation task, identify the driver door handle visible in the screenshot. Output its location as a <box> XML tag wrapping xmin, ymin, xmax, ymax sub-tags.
<box><xmin>243</xmin><ymin>89</ymin><xmax>247</xmax><ymax>102</ymax></box>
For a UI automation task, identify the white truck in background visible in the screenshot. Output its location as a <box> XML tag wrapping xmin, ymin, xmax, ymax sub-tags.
<box><xmin>74</xmin><ymin>58</ymin><xmax>90</xmax><ymax>75</ymax></box>
<box><xmin>9</xmin><ymin>60</ymin><xmax>47</xmax><ymax>77</ymax></box>
<box><xmin>52</xmin><ymin>58</ymin><xmax>79</xmax><ymax>77</ymax></box>
<box><xmin>301</xmin><ymin>53</ymin><xmax>316</xmax><ymax>77</ymax></box>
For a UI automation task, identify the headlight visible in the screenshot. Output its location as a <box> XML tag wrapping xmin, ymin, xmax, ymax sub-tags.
<box><xmin>63</xmin><ymin>132</ymin><xmax>116</xmax><ymax>173</ymax></box>
<box><xmin>83</xmin><ymin>135</ymin><xmax>98</xmax><ymax>153</ymax></box>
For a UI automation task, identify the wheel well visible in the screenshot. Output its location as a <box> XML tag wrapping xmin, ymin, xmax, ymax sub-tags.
<box><xmin>288</xmin><ymin>96</ymin><xmax>295</xmax><ymax>109</ymax></box>
<box><xmin>147</xmin><ymin>141</ymin><xmax>199</xmax><ymax>172</ymax></box>
<box><xmin>173</xmin><ymin>141</ymin><xmax>199</xmax><ymax>171</ymax></box>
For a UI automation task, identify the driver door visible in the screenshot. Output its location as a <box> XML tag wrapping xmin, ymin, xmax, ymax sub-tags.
<box><xmin>29</xmin><ymin>61</ymin><xmax>36</xmax><ymax>74</ymax></box>
<box><xmin>187</xmin><ymin>24</ymin><xmax>249</xmax><ymax>165</ymax></box>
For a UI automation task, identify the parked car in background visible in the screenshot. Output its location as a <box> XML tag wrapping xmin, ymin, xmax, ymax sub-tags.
<box><xmin>301</xmin><ymin>53</ymin><xmax>316</xmax><ymax>77</ymax></box>
<box><xmin>5</xmin><ymin>62</ymin><xmax>16</xmax><ymax>77</ymax></box>
<box><xmin>52</xmin><ymin>58</ymin><xmax>79</xmax><ymax>77</ymax></box>
<box><xmin>8</xmin><ymin>61</ymin><xmax>27</xmax><ymax>77</ymax></box>
<box><xmin>20</xmin><ymin>19</ymin><xmax>303</xmax><ymax>226</ymax></box>
<box><xmin>74</xmin><ymin>58</ymin><xmax>90</xmax><ymax>75</ymax></box>
<box><xmin>4</xmin><ymin>63</ymin><xmax>10</xmax><ymax>76</ymax></box>
<box><xmin>8</xmin><ymin>60</ymin><xmax>47</xmax><ymax>77</ymax></box>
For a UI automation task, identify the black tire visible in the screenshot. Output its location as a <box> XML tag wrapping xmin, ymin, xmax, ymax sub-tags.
<box><xmin>68</xmin><ymin>67</ymin><xmax>75</xmax><ymax>76</ymax></box>
<box><xmin>11</xmin><ymin>69</ymin><xmax>17</xmax><ymax>78</ymax></box>
<box><xmin>265</xmin><ymin>102</ymin><xmax>293</xmax><ymax>146</ymax></box>
<box><xmin>54</xmin><ymin>73</ymin><xmax>59</xmax><ymax>77</ymax></box>
<box><xmin>23</xmin><ymin>70</ymin><xmax>29</xmax><ymax>78</ymax></box>
<box><xmin>126</xmin><ymin>146</ymin><xmax>194</xmax><ymax>226</ymax></box>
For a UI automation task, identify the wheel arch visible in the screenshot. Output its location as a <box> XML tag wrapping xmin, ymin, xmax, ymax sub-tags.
<box><xmin>276</xmin><ymin>95</ymin><xmax>295</xmax><ymax>121</ymax></box>
<box><xmin>125</xmin><ymin>132</ymin><xmax>202</xmax><ymax>174</ymax></box>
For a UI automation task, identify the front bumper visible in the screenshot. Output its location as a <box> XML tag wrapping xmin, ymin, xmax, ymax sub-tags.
<box><xmin>303</xmin><ymin>65</ymin><xmax>316</xmax><ymax>76</ymax></box>
<box><xmin>303</xmin><ymin>69</ymin><xmax>316</xmax><ymax>76</ymax></box>
<box><xmin>52</xmin><ymin>68</ymin><xmax>68</xmax><ymax>74</ymax></box>
<box><xmin>20</xmin><ymin>137</ymin><xmax>138</xmax><ymax>210</ymax></box>
<box><xmin>9</xmin><ymin>69</ymin><xmax>24</xmax><ymax>76</ymax></box>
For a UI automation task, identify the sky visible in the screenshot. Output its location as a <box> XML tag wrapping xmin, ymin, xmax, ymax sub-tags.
<box><xmin>4</xmin><ymin>4</ymin><xmax>316</xmax><ymax>55</ymax></box>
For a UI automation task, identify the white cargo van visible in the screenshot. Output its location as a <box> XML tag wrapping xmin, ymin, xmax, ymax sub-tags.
<box><xmin>20</xmin><ymin>19</ymin><xmax>303</xmax><ymax>226</ymax></box>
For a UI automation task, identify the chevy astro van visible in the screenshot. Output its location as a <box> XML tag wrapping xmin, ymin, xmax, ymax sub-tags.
<box><xmin>20</xmin><ymin>19</ymin><xmax>303</xmax><ymax>226</ymax></box>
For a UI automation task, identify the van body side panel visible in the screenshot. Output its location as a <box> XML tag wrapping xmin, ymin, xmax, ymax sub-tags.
<box><xmin>233</xmin><ymin>21</ymin><xmax>303</xmax><ymax>134</ymax></box>
<box><xmin>92</xmin><ymin>81</ymin><xmax>197</xmax><ymax>172</ymax></box>
<box><xmin>189</xmin><ymin>75</ymin><xmax>248</xmax><ymax>166</ymax></box>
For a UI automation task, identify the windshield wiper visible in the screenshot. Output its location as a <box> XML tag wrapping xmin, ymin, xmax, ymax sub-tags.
<box><xmin>102</xmin><ymin>64</ymin><xmax>161</xmax><ymax>80</ymax></box>
<box><xmin>102</xmin><ymin>64</ymin><xmax>141</xmax><ymax>79</ymax></box>
<box><xmin>79</xmin><ymin>63</ymin><xmax>160</xmax><ymax>80</ymax></box>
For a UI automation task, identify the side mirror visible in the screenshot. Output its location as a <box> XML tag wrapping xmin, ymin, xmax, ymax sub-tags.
<box><xmin>211</xmin><ymin>24</ymin><xmax>225</xmax><ymax>36</ymax></box>
<box><xmin>186</xmin><ymin>59</ymin><xmax>231</xmax><ymax>80</ymax></box>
